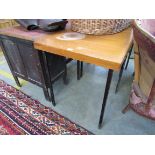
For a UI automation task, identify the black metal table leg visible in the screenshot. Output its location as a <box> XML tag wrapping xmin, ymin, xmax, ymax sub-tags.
<box><xmin>115</xmin><ymin>59</ymin><xmax>126</xmax><ymax>93</ymax></box>
<box><xmin>77</xmin><ymin>60</ymin><xmax>81</xmax><ymax>80</ymax></box>
<box><xmin>98</xmin><ymin>69</ymin><xmax>113</xmax><ymax>128</ymax></box>
<box><xmin>39</xmin><ymin>51</ymin><xmax>56</xmax><ymax>106</ymax></box>
<box><xmin>125</xmin><ymin>45</ymin><xmax>133</xmax><ymax>70</ymax></box>
<box><xmin>63</xmin><ymin>65</ymin><xmax>68</xmax><ymax>85</ymax></box>
<box><xmin>80</xmin><ymin>62</ymin><xmax>83</xmax><ymax>77</ymax></box>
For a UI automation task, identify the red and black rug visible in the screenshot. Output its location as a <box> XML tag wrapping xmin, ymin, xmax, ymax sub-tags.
<box><xmin>0</xmin><ymin>80</ymin><xmax>92</xmax><ymax>135</ymax></box>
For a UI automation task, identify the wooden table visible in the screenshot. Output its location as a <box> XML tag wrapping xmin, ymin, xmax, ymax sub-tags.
<box><xmin>0</xmin><ymin>26</ymin><xmax>67</xmax><ymax>106</ymax></box>
<box><xmin>34</xmin><ymin>27</ymin><xmax>133</xmax><ymax>128</ymax></box>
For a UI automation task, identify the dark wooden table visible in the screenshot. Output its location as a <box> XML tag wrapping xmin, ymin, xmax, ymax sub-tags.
<box><xmin>0</xmin><ymin>26</ymin><xmax>67</xmax><ymax>106</ymax></box>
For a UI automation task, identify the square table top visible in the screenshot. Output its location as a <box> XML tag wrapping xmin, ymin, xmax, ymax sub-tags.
<box><xmin>34</xmin><ymin>27</ymin><xmax>133</xmax><ymax>71</ymax></box>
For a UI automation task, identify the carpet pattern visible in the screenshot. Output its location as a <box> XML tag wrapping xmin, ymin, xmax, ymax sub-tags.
<box><xmin>0</xmin><ymin>80</ymin><xmax>91</xmax><ymax>135</ymax></box>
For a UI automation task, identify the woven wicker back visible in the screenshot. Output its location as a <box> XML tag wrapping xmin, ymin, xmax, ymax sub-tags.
<box><xmin>133</xmin><ymin>20</ymin><xmax>155</xmax><ymax>98</ymax></box>
<box><xmin>71</xmin><ymin>19</ymin><xmax>131</xmax><ymax>35</ymax></box>
<box><xmin>127</xmin><ymin>20</ymin><xmax>155</xmax><ymax>119</ymax></box>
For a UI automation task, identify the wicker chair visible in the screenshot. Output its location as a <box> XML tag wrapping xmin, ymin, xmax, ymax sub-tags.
<box><xmin>123</xmin><ymin>19</ymin><xmax>155</xmax><ymax>120</ymax></box>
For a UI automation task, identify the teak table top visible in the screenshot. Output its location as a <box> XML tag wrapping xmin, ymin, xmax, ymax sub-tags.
<box><xmin>34</xmin><ymin>27</ymin><xmax>133</xmax><ymax>71</ymax></box>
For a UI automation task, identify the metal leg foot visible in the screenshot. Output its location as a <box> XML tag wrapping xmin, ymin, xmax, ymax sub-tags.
<box><xmin>43</xmin><ymin>87</ymin><xmax>51</xmax><ymax>102</ymax></box>
<box><xmin>122</xmin><ymin>103</ymin><xmax>131</xmax><ymax>114</ymax></box>
<box><xmin>98</xmin><ymin>69</ymin><xmax>113</xmax><ymax>128</ymax></box>
<box><xmin>13</xmin><ymin>75</ymin><xmax>21</xmax><ymax>87</ymax></box>
<box><xmin>50</xmin><ymin>85</ymin><xmax>56</xmax><ymax>106</ymax></box>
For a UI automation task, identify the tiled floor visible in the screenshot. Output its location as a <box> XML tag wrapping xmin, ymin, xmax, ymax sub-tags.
<box><xmin>0</xmin><ymin>52</ymin><xmax>155</xmax><ymax>134</ymax></box>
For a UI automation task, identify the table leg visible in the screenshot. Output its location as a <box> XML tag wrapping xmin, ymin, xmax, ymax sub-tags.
<box><xmin>43</xmin><ymin>87</ymin><xmax>51</xmax><ymax>102</ymax></box>
<box><xmin>13</xmin><ymin>75</ymin><xmax>21</xmax><ymax>87</ymax></box>
<box><xmin>80</xmin><ymin>62</ymin><xmax>83</xmax><ymax>77</ymax></box>
<box><xmin>125</xmin><ymin>45</ymin><xmax>132</xmax><ymax>70</ymax></box>
<box><xmin>115</xmin><ymin>59</ymin><xmax>126</xmax><ymax>93</ymax></box>
<box><xmin>50</xmin><ymin>86</ymin><xmax>56</xmax><ymax>106</ymax></box>
<box><xmin>77</xmin><ymin>60</ymin><xmax>81</xmax><ymax>80</ymax></box>
<box><xmin>122</xmin><ymin>102</ymin><xmax>131</xmax><ymax>114</ymax></box>
<box><xmin>98</xmin><ymin>69</ymin><xmax>113</xmax><ymax>128</ymax></box>
<box><xmin>63</xmin><ymin>65</ymin><xmax>68</xmax><ymax>85</ymax></box>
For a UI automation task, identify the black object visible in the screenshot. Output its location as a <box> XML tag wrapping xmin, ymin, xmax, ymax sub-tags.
<box><xmin>98</xmin><ymin>69</ymin><xmax>113</xmax><ymax>128</ymax></box>
<box><xmin>15</xmin><ymin>19</ymin><xmax>68</xmax><ymax>32</ymax></box>
<box><xmin>115</xmin><ymin>59</ymin><xmax>126</xmax><ymax>93</ymax></box>
<box><xmin>125</xmin><ymin>44</ymin><xmax>133</xmax><ymax>70</ymax></box>
<box><xmin>115</xmin><ymin>44</ymin><xmax>133</xmax><ymax>93</ymax></box>
<box><xmin>0</xmin><ymin>34</ymin><xmax>67</xmax><ymax>106</ymax></box>
<box><xmin>77</xmin><ymin>61</ymin><xmax>83</xmax><ymax>80</ymax></box>
<box><xmin>77</xmin><ymin>61</ymin><xmax>80</xmax><ymax>80</ymax></box>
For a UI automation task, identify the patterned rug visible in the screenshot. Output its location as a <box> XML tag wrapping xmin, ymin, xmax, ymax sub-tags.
<box><xmin>0</xmin><ymin>80</ymin><xmax>92</xmax><ymax>135</ymax></box>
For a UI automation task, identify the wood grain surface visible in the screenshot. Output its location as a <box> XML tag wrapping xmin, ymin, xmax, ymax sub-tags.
<box><xmin>34</xmin><ymin>27</ymin><xmax>133</xmax><ymax>71</ymax></box>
